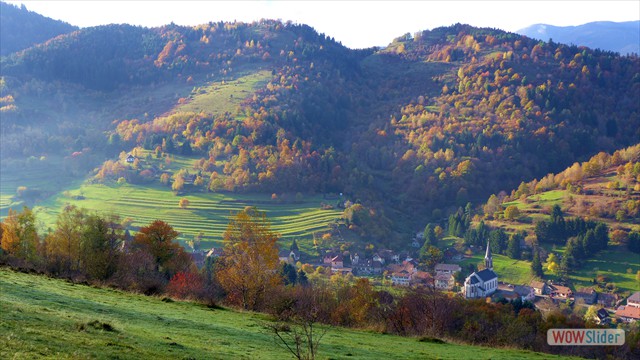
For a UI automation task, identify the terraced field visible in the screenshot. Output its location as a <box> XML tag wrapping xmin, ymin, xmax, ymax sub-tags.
<box><xmin>33</xmin><ymin>183</ymin><xmax>342</xmax><ymax>249</ymax></box>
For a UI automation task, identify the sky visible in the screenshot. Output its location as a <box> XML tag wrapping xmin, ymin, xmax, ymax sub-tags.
<box><xmin>5</xmin><ymin>1</ymin><xmax>640</xmax><ymax>49</ymax></box>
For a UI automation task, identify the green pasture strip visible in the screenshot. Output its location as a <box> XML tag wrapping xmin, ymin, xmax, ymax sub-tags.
<box><xmin>32</xmin><ymin>183</ymin><xmax>342</xmax><ymax>244</ymax></box>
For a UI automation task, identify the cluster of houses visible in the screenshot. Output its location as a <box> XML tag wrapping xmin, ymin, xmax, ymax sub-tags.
<box><xmin>193</xmin><ymin>235</ymin><xmax>640</xmax><ymax>325</ymax></box>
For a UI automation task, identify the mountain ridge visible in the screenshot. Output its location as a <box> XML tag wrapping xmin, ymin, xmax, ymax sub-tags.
<box><xmin>517</xmin><ymin>20</ymin><xmax>640</xmax><ymax>55</ymax></box>
<box><xmin>1</xmin><ymin>18</ymin><xmax>639</xmax><ymax>243</ymax></box>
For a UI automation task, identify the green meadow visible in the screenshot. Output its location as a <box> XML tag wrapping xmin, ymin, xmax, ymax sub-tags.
<box><xmin>459</xmin><ymin>251</ymin><xmax>535</xmax><ymax>286</ymax></box>
<box><xmin>32</xmin><ymin>182</ymin><xmax>342</xmax><ymax>249</ymax></box>
<box><xmin>540</xmin><ymin>244</ymin><xmax>640</xmax><ymax>294</ymax></box>
<box><xmin>0</xmin><ymin>268</ymin><xmax>578</xmax><ymax>360</ymax></box>
<box><xmin>176</xmin><ymin>70</ymin><xmax>272</xmax><ymax>116</ymax></box>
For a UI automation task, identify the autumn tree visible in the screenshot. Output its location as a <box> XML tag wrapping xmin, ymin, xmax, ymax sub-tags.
<box><xmin>1</xmin><ymin>207</ymin><xmax>39</xmax><ymax>262</ymax></box>
<box><xmin>166</xmin><ymin>271</ymin><xmax>204</xmax><ymax>299</ymax></box>
<box><xmin>179</xmin><ymin>198</ymin><xmax>190</xmax><ymax>209</ymax></box>
<box><xmin>46</xmin><ymin>205</ymin><xmax>86</xmax><ymax>273</ymax></box>
<box><xmin>504</xmin><ymin>205</ymin><xmax>521</xmax><ymax>221</ymax></box>
<box><xmin>216</xmin><ymin>207</ymin><xmax>281</xmax><ymax>310</ymax></box>
<box><xmin>132</xmin><ymin>220</ymin><xmax>191</xmax><ymax>279</ymax></box>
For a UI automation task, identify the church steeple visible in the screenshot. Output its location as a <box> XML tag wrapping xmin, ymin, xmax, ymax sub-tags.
<box><xmin>485</xmin><ymin>239</ymin><xmax>493</xmax><ymax>270</ymax></box>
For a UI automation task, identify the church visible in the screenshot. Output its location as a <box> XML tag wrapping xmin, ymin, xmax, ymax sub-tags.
<box><xmin>463</xmin><ymin>240</ymin><xmax>498</xmax><ymax>299</ymax></box>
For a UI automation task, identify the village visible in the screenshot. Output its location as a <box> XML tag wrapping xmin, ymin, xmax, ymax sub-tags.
<box><xmin>190</xmin><ymin>228</ymin><xmax>640</xmax><ymax>327</ymax></box>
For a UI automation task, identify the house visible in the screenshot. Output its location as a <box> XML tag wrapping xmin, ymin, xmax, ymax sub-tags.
<box><xmin>353</xmin><ymin>258</ymin><xmax>383</xmax><ymax>275</ymax></box>
<box><xmin>435</xmin><ymin>273</ymin><xmax>455</xmax><ymax>290</ymax></box>
<box><xmin>597</xmin><ymin>293</ymin><xmax>619</xmax><ymax>308</ymax></box>
<box><xmin>496</xmin><ymin>290</ymin><xmax>520</xmax><ymax>302</ymax></box>
<box><xmin>574</xmin><ymin>287</ymin><xmax>598</xmax><ymax>305</ymax></box>
<box><xmin>391</xmin><ymin>270</ymin><xmax>412</xmax><ymax>286</ymax></box>
<box><xmin>530</xmin><ymin>280</ymin><xmax>549</xmax><ymax>295</ymax></box>
<box><xmin>463</xmin><ymin>241</ymin><xmax>498</xmax><ymax>299</ymax></box>
<box><xmin>434</xmin><ymin>263</ymin><xmax>461</xmax><ymax>276</ymax></box>
<box><xmin>514</xmin><ymin>285</ymin><xmax>536</xmax><ymax>302</ymax></box>
<box><xmin>596</xmin><ymin>308</ymin><xmax>611</xmax><ymax>325</ymax></box>
<box><xmin>627</xmin><ymin>291</ymin><xmax>640</xmax><ymax>308</ymax></box>
<box><xmin>330</xmin><ymin>254</ymin><xmax>344</xmax><ymax>269</ymax></box>
<box><xmin>411</xmin><ymin>271</ymin><xmax>433</xmax><ymax>287</ymax></box>
<box><xmin>615</xmin><ymin>305</ymin><xmax>640</xmax><ymax>323</ymax></box>
<box><xmin>549</xmin><ymin>284</ymin><xmax>573</xmax><ymax>301</ymax></box>
<box><xmin>351</xmin><ymin>253</ymin><xmax>360</xmax><ymax>265</ymax></box>
<box><xmin>126</xmin><ymin>154</ymin><xmax>135</xmax><ymax>163</ymax></box>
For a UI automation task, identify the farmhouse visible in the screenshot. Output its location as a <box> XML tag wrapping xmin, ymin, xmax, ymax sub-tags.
<box><xmin>434</xmin><ymin>263</ymin><xmax>461</xmax><ymax>276</ymax></box>
<box><xmin>627</xmin><ymin>291</ymin><xmax>640</xmax><ymax>308</ymax></box>
<box><xmin>463</xmin><ymin>241</ymin><xmax>498</xmax><ymax>299</ymax></box>
<box><xmin>549</xmin><ymin>284</ymin><xmax>573</xmax><ymax>301</ymax></box>
<box><xmin>597</xmin><ymin>293</ymin><xmax>619</xmax><ymax>308</ymax></box>
<box><xmin>530</xmin><ymin>280</ymin><xmax>549</xmax><ymax>295</ymax></box>
<box><xmin>574</xmin><ymin>287</ymin><xmax>598</xmax><ymax>305</ymax></box>
<box><xmin>126</xmin><ymin>154</ymin><xmax>135</xmax><ymax>163</ymax></box>
<box><xmin>615</xmin><ymin>305</ymin><xmax>640</xmax><ymax>323</ymax></box>
<box><xmin>435</xmin><ymin>273</ymin><xmax>455</xmax><ymax>290</ymax></box>
<box><xmin>514</xmin><ymin>285</ymin><xmax>536</xmax><ymax>302</ymax></box>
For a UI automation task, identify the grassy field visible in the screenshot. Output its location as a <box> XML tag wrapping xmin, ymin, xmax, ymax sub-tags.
<box><xmin>0</xmin><ymin>268</ymin><xmax>579</xmax><ymax>360</ymax></box>
<box><xmin>175</xmin><ymin>70</ymin><xmax>271</xmax><ymax>116</ymax></box>
<box><xmin>459</xmin><ymin>252</ymin><xmax>535</xmax><ymax>286</ymax></box>
<box><xmin>540</xmin><ymin>244</ymin><xmax>640</xmax><ymax>294</ymax></box>
<box><xmin>32</xmin><ymin>182</ymin><xmax>342</xmax><ymax>250</ymax></box>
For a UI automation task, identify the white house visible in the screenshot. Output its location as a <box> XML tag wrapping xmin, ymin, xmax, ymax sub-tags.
<box><xmin>435</xmin><ymin>273</ymin><xmax>455</xmax><ymax>290</ymax></box>
<box><xmin>463</xmin><ymin>241</ymin><xmax>498</xmax><ymax>299</ymax></box>
<box><xmin>627</xmin><ymin>292</ymin><xmax>640</xmax><ymax>308</ymax></box>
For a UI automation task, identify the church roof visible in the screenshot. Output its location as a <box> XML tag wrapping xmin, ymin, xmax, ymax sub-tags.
<box><xmin>476</xmin><ymin>268</ymin><xmax>498</xmax><ymax>282</ymax></box>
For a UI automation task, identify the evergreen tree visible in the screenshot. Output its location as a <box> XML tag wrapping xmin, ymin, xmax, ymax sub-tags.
<box><xmin>290</xmin><ymin>239</ymin><xmax>299</xmax><ymax>252</ymax></box>
<box><xmin>531</xmin><ymin>247</ymin><xmax>543</xmax><ymax>277</ymax></box>
<box><xmin>423</xmin><ymin>223</ymin><xmax>437</xmax><ymax>248</ymax></box>
<box><xmin>507</xmin><ymin>233</ymin><xmax>521</xmax><ymax>260</ymax></box>
<box><xmin>279</xmin><ymin>262</ymin><xmax>298</xmax><ymax>286</ymax></box>
<box><xmin>581</xmin><ymin>231</ymin><xmax>596</xmax><ymax>257</ymax></box>
<box><xmin>489</xmin><ymin>228</ymin><xmax>507</xmax><ymax>254</ymax></box>
<box><xmin>594</xmin><ymin>223</ymin><xmax>609</xmax><ymax>251</ymax></box>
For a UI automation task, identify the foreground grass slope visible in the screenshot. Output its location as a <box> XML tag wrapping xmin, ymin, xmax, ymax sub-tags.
<box><xmin>0</xmin><ymin>268</ymin><xmax>577</xmax><ymax>360</ymax></box>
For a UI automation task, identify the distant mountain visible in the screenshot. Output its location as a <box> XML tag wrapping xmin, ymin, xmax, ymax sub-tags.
<box><xmin>517</xmin><ymin>21</ymin><xmax>640</xmax><ymax>55</ymax></box>
<box><xmin>0</xmin><ymin>1</ymin><xmax>78</xmax><ymax>56</ymax></box>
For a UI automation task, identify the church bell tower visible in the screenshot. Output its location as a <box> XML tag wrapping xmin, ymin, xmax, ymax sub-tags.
<box><xmin>485</xmin><ymin>240</ymin><xmax>493</xmax><ymax>270</ymax></box>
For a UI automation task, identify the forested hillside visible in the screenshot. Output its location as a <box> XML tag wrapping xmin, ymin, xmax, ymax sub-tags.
<box><xmin>1</xmin><ymin>20</ymin><xmax>639</xmax><ymax>242</ymax></box>
<box><xmin>0</xmin><ymin>2</ymin><xmax>78</xmax><ymax>56</ymax></box>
